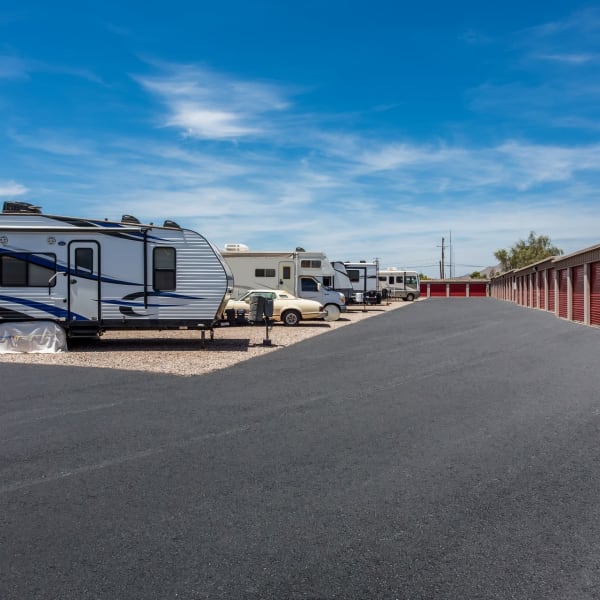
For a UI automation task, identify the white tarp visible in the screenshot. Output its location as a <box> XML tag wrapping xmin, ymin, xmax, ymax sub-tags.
<box><xmin>0</xmin><ymin>321</ymin><xmax>67</xmax><ymax>353</ymax></box>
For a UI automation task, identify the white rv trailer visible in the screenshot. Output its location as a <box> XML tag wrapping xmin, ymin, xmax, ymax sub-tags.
<box><xmin>342</xmin><ymin>261</ymin><xmax>382</xmax><ymax>304</ymax></box>
<box><xmin>326</xmin><ymin>261</ymin><xmax>354</xmax><ymax>303</ymax></box>
<box><xmin>377</xmin><ymin>268</ymin><xmax>420</xmax><ymax>301</ymax></box>
<box><xmin>221</xmin><ymin>245</ymin><xmax>347</xmax><ymax>321</ymax></box>
<box><xmin>0</xmin><ymin>202</ymin><xmax>233</xmax><ymax>338</ymax></box>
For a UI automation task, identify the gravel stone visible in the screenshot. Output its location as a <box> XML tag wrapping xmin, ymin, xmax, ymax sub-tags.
<box><xmin>0</xmin><ymin>301</ymin><xmax>415</xmax><ymax>376</ymax></box>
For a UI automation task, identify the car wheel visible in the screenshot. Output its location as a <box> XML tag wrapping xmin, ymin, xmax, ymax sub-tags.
<box><xmin>282</xmin><ymin>310</ymin><xmax>301</xmax><ymax>326</ymax></box>
<box><xmin>323</xmin><ymin>304</ymin><xmax>341</xmax><ymax>321</ymax></box>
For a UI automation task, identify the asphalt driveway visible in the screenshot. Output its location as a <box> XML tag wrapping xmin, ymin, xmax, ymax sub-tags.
<box><xmin>2</xmin><ymin>298</ymin><xmax>600</xmax><ymax>599</ymax></box>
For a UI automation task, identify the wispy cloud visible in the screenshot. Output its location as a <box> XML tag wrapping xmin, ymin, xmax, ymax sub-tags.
<box><xmin>0</xmin><ymin>53</ymin><xmax>104</xmax><ymax>84</ymax></box>
<box><xmin>534</xmin><ymin>52</ymin><xmax>600</xmax><ymax>64</ymax></box>
<box><xmin>523</xmin><ymin>7</ymin><xmax>600</xmax><ymax>39</ymax></box>
<box><xmin>0</xmin><ymin>180</ymin><xmax>28</xmax><ymax>197</ymax></box>
<box><xmin>135</xmin><ymin>62</ymin><xmax>291</xmax><ymax>140</ymax></box>
<box><xmin>9</xmin><ymin>130</ymin><xmax>97</xmax><ymax>156</ymax></box>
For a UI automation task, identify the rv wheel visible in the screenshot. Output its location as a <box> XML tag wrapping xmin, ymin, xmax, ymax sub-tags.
<box><xmin>406</xmin><ymin>293</ymin><xmax>415</xmax><ymax>301</ymax></box>
<box><xmin>282</xmin><ymin>310</ymin><xmax>301</xmax><ymax>326</ymax></box>
<box><xmin>323</xmin><ymin>304</ymin><xmax>341</xmax><ymax>321</ymax></box>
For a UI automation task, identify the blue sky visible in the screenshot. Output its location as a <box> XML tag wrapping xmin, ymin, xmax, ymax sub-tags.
<box><xmin>1</xmin><ymin>1</ymin><xmax>599</xmax><ymax>276</ymax></box>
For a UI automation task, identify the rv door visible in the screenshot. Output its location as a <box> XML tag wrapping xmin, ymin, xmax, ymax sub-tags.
<box><xmin>278</xmin><ymin>261</ymin><xmax>295</xmax><ymax>294</ymax></box>
<box><xmin>68</xmin><ymin>241</ymin><xmax>101</xmax><ymax>322</ymax></box>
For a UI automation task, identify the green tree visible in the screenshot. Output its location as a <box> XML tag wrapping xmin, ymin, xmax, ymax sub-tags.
<box><xmin>470</xmin><ymin>271</ymin><xmax>483</xmax><ymax>279</ymax></box>
<box><xmin>494</xmin><ymin>231</ymin><xmax>563</xmax><ymax>271</ymax></box>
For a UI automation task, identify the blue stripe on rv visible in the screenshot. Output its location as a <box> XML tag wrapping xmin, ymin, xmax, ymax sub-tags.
<box><xmin>0</xmin><ymin>295</ymin><xmax>87</xmax><ymax>320</ymax></box>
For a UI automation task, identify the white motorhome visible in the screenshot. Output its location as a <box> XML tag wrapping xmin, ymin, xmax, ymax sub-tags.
<box><xmin>342</xmin><ymin>261</ymin><xmax>382</xmax><ymax>304</ymax></box>
<box><xmin>221</xmin><ymin>245</ymin><xmax>347</xmax><ymax>321</ymax></box>
<box><xmin>378</xmin><ymin>268</ymin><xmax>420</xmax><ymax>301</ymax></box>
<box><xmin>0</xmin><ymin>202</ymin><xmax>233</xmax><ymax>338</ymax></box>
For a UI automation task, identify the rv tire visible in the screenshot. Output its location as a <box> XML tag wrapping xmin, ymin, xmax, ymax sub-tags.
<box><xmin>406</xmin><ymin>293</ymin><xmax>415</xmax><ymax>301</ymax></box>
<box><xmin>281</xmin><ymin>310</ymin><xmax>301</xmax><ymax>326</ymax></box>
<box><xmin>323</xmin><ymin>304</ymin><xmax>341</xmax><ymax>321</ymax></box>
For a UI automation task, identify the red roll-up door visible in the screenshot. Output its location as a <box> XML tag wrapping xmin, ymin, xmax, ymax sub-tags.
<box><xmin>591</xmin><ymin>262</ymin><xmax>600</xmax><ymax>326</ymax></box>
<box><xmin>537</xmin><ymin>272</ymin><xmax>544</xmax><ymax>309</ymax></box>
<box><xmin>449</xmin><ymin>283</ymin><xmax>467</xmax><ymax>297</ymax></box>
<box><xmin>470</xmin><ymin>283</ymin><xmax>487</xmax><ymax>297</ymax></box>
<box><xmin>419</xmin><ymin>282</ymin><xmax>428</xmax><ymax>297</ymax></box>
<box><xmin>430</xmin><ymin>283</ymin><xmax>447</xmax><ymax>297</ymax></box>
<box><xmin>547</xmin><ymin>269</ymin><xmax>555</xmax><ymax>312</ymax></box>
<box><xmin>526</xmin><ymin>276</ymin><xmax>532</xmax><ymax>307</ymax></box>
<box><xmin>558</xmin><ymin>269</ymin><xmax>568</xmax><ymax>318</ymax></box>
<box><xmin>572</xmin><ymin>265</ymin><xmax>585</xmax><ymax>323</ymax></box>
<box><xmin>518</xmin><ymin>277</ymin><xmax>525</xmax><ymax>305</ymax></box>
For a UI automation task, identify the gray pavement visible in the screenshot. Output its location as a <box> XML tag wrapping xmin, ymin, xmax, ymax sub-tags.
<box><xmin>2</xmin><ymin>299</ymin><xmax>600</xmax><ymax>599</ymax></box>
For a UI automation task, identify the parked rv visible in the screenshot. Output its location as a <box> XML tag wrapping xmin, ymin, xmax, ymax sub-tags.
<box><xmin>0</xmin><ymin>202</ymin><xmax>233</xmax><ymax>338</ymax></box>
<box><xmin>221</xmin><ymin>245</ymin><xmax>347</xmax><ymax>321</ymax></box>
<box><xmin>325</xmin><ymin>261</ymin><xmax>354</xmax><ymax>304</ymax></box>
<box><xmin>342</xmin><ymin>261</ymin><xmax>382</xmax><ymax>304</ymax></box>
<box><xmin>378</xmin><ymin>268</ymin><xmax>420</xmax><ymax>301</ymax></box>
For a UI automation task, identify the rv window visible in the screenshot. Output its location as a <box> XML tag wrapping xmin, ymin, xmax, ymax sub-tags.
<box><xmin>405</xmin><ymin>275</ymin><xmax>418</xmax><ymax>285</ymax></box>
<box><xmin>378</xmin><ymin>276</ymin><xmax>386</xmax><ymax>282</ymax></box>
<box><xmin>153</xmin><ymin>247</ymin><xmax>176</xmax><ymax>291</ymax></box>
<box><xmin>0</xmin><ymin>253</ymin><xmax>56</xmax><ymax>287</ymax></box>
<box><xmin>300</xmin><ymin>260</ymin><xmax>321</xmax><ymax>269</ymax></box>
<box><xmin>347</xmin><ymin>269</ymin><xmax>360</xmax><ymax>283</ymax></box>
<box><xmin>0</xmin><ymin>256</ymin><xmax>27</xmax><ymax>286</ymax></box>
<box><xmin>322</xmin><ymin>276</ymin><xmax>332</xmax><ymax>287</ymax></box>
<box><xmin>282</xmin><ymin>266</ymin><xmax>291</xmax><ymax>280</ymax></box>
<box><xmin>255</xmin><ymin>268</ymin><xmax>276</xmax><ymax>278</ymax></box>
<box><xmin>75</xmin><ymin>248</ymin><xmax>93</xmax><ymax>274</ymax></box>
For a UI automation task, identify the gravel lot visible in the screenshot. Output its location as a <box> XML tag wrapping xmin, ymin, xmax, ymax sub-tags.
<box><xmin>0</xmin><ymin>300</ymin><xmax>415</xmax><ymax>376</ymax></box>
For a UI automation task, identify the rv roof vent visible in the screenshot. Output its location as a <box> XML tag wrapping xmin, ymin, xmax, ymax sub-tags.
<box><xmin>121</xmin><ymin>214</ymin><xmax>141</xmax><ymax>224</ymax></box>
<box><xmin>223</xmin><ymin>243</ymin><xmax>249</xmax><ymax>252</ymax></box>
<box><xmin>163</xmin><ymin>219</ymin><xmax>181</xmax><ymax>229</ymax></box>
<box><xmin>295</xmin><ymin>246</ymin><xmax>306</xmax><ymax>252</ymax></box>
<box><xmin>3</xmin><ymin>201</ymin><xmax>42</xmax><ymax>214</ymax></box>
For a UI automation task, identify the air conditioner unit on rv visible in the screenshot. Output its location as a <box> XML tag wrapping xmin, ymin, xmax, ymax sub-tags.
<box><xmin>223</xmin><ymin>243</ymin><xmax>249</xmax><ymax>252</ymax></box>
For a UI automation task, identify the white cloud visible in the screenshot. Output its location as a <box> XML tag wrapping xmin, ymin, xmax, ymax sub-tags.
<box><xmin>168</xmin><ymin>104</ymin><xmax>258</xmax><ymax>138</ymax></box>
<box><xmin>0</xmin><ymin>181</ymin><xmax>28</xmax><ymax>197</ymax></box>
<box><xmin>135</xmin><ymin>62</ymin><xmax>290</xmax><ymax>140</ymax></box>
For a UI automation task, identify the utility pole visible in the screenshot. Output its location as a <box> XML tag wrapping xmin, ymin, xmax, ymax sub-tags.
<box><xmin>449</xmin><ymin>231</ymin><xmax>452</xmax><ymax>279</ymax></box>
<box><xmin>440</xmin><ymin>237</ymin><xmax>445</xmax><ymax>279</ymax></box>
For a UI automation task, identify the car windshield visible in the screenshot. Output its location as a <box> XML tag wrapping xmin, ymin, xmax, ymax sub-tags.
<box><xmin>239</xmin><ymin>291</ymin><xmax>276</xmax><ymax>301</ymax></box>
